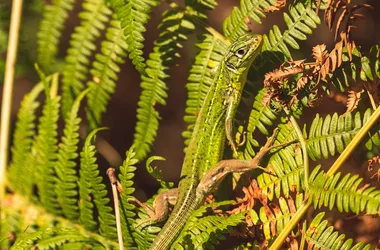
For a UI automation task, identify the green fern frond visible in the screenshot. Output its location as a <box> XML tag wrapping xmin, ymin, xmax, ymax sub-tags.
<box><xmin>8</xmin><ymin>82</ymin><xmax>44</xmax><ymax>194</ymax></box>
<box><xmin>118</xmin><ymin>146</ymin><xmax>139</xmax><ymax>248</ymax></box>
<box><xmin>253</xmin><ymin>194</ymin><xmax>303</xmax><ymax>240</ymax></box>
<box><xmin>108</xmin><ymin>0</ymin><xmax>160</xmax><ymax>73</ymax></box>
<box><xmin>223</xmin><ymin>0</ymin><xmax>276</xmax><ymax>41</ymax></box>
<box><xmin>306</xmin><ymin>212</ymin><xmax>372</xmax><ymax>249</ymax></box>
<box><xmin>182</xmin><ymin>34</ymin><xmax>228</xmax><ymax>146</ymax></box>
<box><xmin>256</xmin><ymin>108</ymin><xmax>380</xmax><ymax>199</ymax></box>
<box><xmin>132</xmin><ymin>198</ymin><xmax>162</xmax><ymax>249</ymax></box>
<box><xmin>185</xmin><ymin>0</ymin><xmax>217</xmax><ymax>17</ymax></box>
<box><xmin>86</xmin><ymin>18</ymin><xmax>128</xmax><ymax>130</ymax></box>
<box><xmin>61</xmin><ymin>0</ymin><xmax>112</xmax><ymax>117</ymax></box>
<box><xmin>54</xmin><ymin>89</ymin><xmax>89</xmax><ymax>219</ymax></box>
<box><xmin>37</xmin><ymin>0</ymin><xmax>75</xmax><ymax>72</ymax></box>
<box><xmin>262</xmin><ymin>3</ymin><xmax>320</xmax><ymax>59</ymax></box>
<box><xmin>306</xmin><ymin>109</ymin><xmax>380</xmax><ymax>161</ymax></box>
<box><xmin>26</xmin><ymin>79</ymin><xmax>61</xmax><ymax>214</ymax></box>
<box><xmin>309</xmin><ymin>166</ymin><xmax>380</xmax><ymax>214</ymax></box>
<box><xmin>243</xmin><ymin>88</ymin><xmax>278</xmax><ymax>159</ymax></box>
<box><xmin>173</xmin><ymin>201</ymin><xmax>244</xmax><ymax>249</ymax></box>
<box><xmin>10</xmin><ymin>228</ymin><xmax>94</xmax><ymax>250</ymax></box>
<box><xmin>258</xmin><ymin>143</ymin><xmax>304</xmax><ymax>200</ymax></box>
<box><xmin>79</xmin><ymin>127</ymin><xmax>117</xmax><ymax>239</ymax></box>
<box><xmin>132</xmin><ymin>9</ymin><xmax>195</xmax><ymax>160</ymax></box>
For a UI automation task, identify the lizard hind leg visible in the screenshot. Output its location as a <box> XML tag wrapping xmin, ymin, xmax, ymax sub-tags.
<box><xmin>128</xmin><ymin>188</ymin><xmax>179</xmax><ymax>229</ymax></box>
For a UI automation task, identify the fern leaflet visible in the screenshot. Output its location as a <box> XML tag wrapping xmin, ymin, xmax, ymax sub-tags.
<box><xmin>54</xmin><ymin>89</ymin><xmax>89</xmax><ymax>219</ymax></box>
<box><xmin>306</xmin><ymin>212</ymin><xmax>373</xmax><ymax>249</ymax></box>
<box><xmin>309</xmin><ymin>166</ymin><xmax>380</xmax><ymax>214</ymax></box>
<box><xmin>61</xmin><ymin>0</ymin><xmax>111</xmax><ymax>117</ymax></box>
<box><xmin>8</xmin><ymin>82</ymin><xmax>44</xmax><ymax>194</ymax></box>
<box><xmin>223</xmin><ymin>0</ymin><xmax>277</xmax><ymax>41</ymax></box>
<box><xmin>132</xmin><ymin>9</ymin><xmax>195</xmax><ymax>160</ymax></box>
<box><xmin>86</xmin><ymin>17</ymin><xmax>128</xmax><ymax>130</ymax></box>
<box><xmin>79</xmin><ymin>127</ymin><xmax>117</xmax><ymax>239</ymax></box>
<box><xmin>10</xmin><ymin>228</ymin><xmax>93</xmax><ymax>250</ymax></box>
<box><xmin>173</xmin><ymin>201</ymin><xmax>244</xmax><ymax>249</ymax></box>
<box><xmin>118</xmin><ymin>146</ymin><xmax>139</xmax><ymax>248</ymax></box>
<box><xmin>37</xmin><ymin>0</ymin><xmax>75</xmax><ymax>72</ymax></box>
<box><xmin>108</xmin><ymin>0</ymin><xmax>160</xmax><ymax>73</ymax></box>
<box><xmin>30</xmin><ymin>78</ymin><xmax>61</xmax><ymax>214</ymax></box>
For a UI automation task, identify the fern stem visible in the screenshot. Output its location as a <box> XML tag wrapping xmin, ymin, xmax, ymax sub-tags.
<box><xmin>0</xmin><ymin>0</ymin><xmax>23</xmax><ymax>201</ymax></box>
<box><xmin>270</xmin><ymin>105</ymin><xmax>380</xmax><ymax>250</ymax></box>
<box><xmin>284</xmin><ymin>107</ymin><xmax>309</xmax><ymax>190</ymax></box>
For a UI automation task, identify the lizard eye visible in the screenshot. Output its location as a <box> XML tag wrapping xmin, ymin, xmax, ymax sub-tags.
<box><xmin>236</xmin><ymin>49</ymin><xmax>245</xmax><ymax>58</ymax></box>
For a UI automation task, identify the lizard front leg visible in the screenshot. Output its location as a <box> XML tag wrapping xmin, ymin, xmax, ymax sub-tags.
<box><xmin>197</xmin><ymin>130</ymin><xmax>294</xmax><ymax>197</ymax></box>
<box><xmin>128</xmin><ymin>188</ymin><xmax>179</xmax><ymax>228</ymax></box>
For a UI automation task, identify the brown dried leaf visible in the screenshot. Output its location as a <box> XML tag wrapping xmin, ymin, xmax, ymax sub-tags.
<box><xmin>312</xmin><ymin>44</ymin><xmax>328</xmax><ymax>63</ymax></box>
<box><xmin>264</xmin><ymin>0</ymin><xmax>286</xmax><ymax>13</ymax></box>
<box><xmin>264</xmin><ymin>60</ymin><xmax>305</xmax><ymax>86</ymax></box>
<box><xmin>335</xmin><ymin>7</ymin><xmax>347</xmax><ymax>40</ymax></box>
<box><xmin>345</xmin><ymin>89</ymin><xmax>364</xmax><ymax>113</ymax></box>
<box><xmin>229</xmin><ymin>179</ymin><xmax>267</xmax><ymax>215</ymax></box>
<box><xmin>296</xmin><ymin>76</ymin><xmax>308</xmax><ymax>90</ymax></box>
<box><xmin>368</xmin><ymin>155</ymin><xmax>380</xmax><ymax>181</ymax></box>
<box><xmin>287</xmin><ymin>196</ymin><xmax>297</xmax><ymax>214</ymax></box>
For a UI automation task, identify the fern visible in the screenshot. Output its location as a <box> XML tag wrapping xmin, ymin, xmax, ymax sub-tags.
<box><xmin>309</xmin><ymin>166</ymin><xmax>380</xmax><ymax>214</ymax></box>
<box><xmin>117</xmin><ymin>146</ymin><xmax>139</xmax><ymax>248</ymax></box>
<box><xmin>173</xmin><ymin>201</ymin><xmax>245</xmax><ymax>249</ymax></box>
<box><xmin>182</xmin><ymin>34</ymin><xmax>228</xmax><ymax>146</ymax></box>
<box><xmin>223</xmin><ymin>0</ymin><xmax>277</xmax><ymax>41</ymax></box>
<box><xmin>86</xmin><ymin>17</ymin><xmax>128</xmax><ymax>130</ymax></box>
<box><xmin>262</xmin><ymin>3</ymin><xmax>321</xmax><ymax>59</ymax></box>
<box><xmin>8</xmin><ymin>82</ymin><xmax>44</xmax><ymax>194</ymax></box>
<box><xmin>108</xmin><ymin>0</ymin><xmax>160</xmax><ymax>73</ymax></box>
<box><xmin>61</xmin><ymin>0</ymin><xmax>112</xmax><ymax>117</ymax></box>
<box><xmin>305</xmin><ymin>212</ymin><xmax>372</xmax><ymax>249</ymax></box>
<box><xmin>257</xmin><ymin>109</ymin><xmax>380</xmax><ymax>200</ymax></box>
<box><xmin>252</xmin><ymin>194</ymin><xmax>303</xmax><ymax>240</ymax></box>
<box><xmin>306</xmin><ymin>109</ymin><xmax>380</xmax><ymax>160</ymax></box>
<box><xmin>79</xmin><ymin>127</ymin><xmax>117</xmax><ymax>239</ymax></box>
<box><xmin>132</xmin><ymin>9</ymin><xmax>195</xmax><ymax>160</ymax></box>
<box><xmin>37</xmin><ymin>0</ymin><xmax>75</xmax><ymax>72</ymax></box>
<box><xmin>9</xmin><ymin>228</ymin><xmax>93</xmax><ymax>250</ymax></box>
<box><xmin>54</xmin><ymin>89</ymin><xmax>89</xmax><ymax>219</ymax></box>
<box><xmin>24</xmin><ymin>78</ymin><xmax>61</xmax><ymax>214</ymax></box>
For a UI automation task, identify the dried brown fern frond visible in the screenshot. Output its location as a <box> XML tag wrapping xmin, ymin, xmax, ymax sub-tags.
<box><xmin>264</xmin><ymin>0</ymin><xmax>287</xmax><ymax>13</ymax></box>
<box><xmin>324</xmin><ymin>0</ymin><xmax>373</xmax><ymax>40</ymax></box>
<box><xmin>368</xmin><ymin>155</ymin><xmax>380</xmax><ymax>181</ymax></box>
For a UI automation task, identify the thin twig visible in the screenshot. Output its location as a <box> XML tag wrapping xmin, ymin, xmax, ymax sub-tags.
<box><xmin>0</xmin><ymin>0</ymin><xmax>24</xmax><ymax>203</ymax></box>
<box><xmin>107</xmin><ymin>168</ymin><xmax>124</xmax><ymax>250</ymax></box>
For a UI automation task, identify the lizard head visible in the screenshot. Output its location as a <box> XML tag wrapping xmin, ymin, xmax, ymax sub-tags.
<box><xmin>224</xmin><ymin>33</ymin><xmax>263</xmax><ymax>74</ymax></box>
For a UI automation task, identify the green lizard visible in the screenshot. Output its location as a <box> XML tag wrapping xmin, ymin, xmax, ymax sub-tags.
<box><xmin>130</xmin><ymin>33</ymin><xmax>263</xmax><ymax>249</ymax></box>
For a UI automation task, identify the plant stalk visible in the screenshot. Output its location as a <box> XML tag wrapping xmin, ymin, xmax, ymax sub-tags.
<box><xmin>0</xmin><ymin>0</ymin><xmax>24</xmax><ymax>203</ymax></box>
